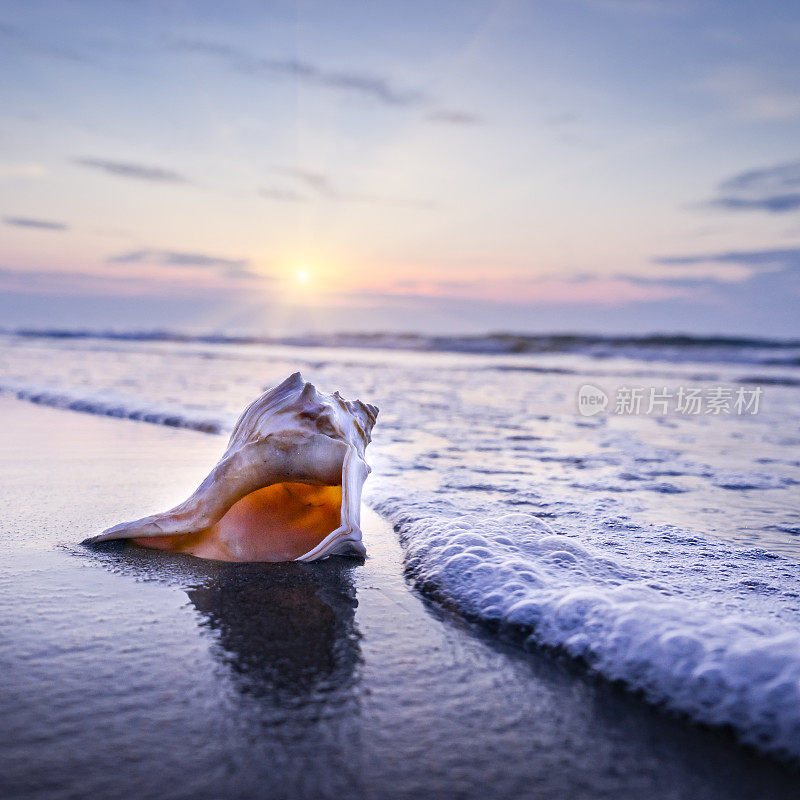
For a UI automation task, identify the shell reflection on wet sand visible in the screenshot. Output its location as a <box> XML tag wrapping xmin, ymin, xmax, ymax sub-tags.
<box><xmin>84</xmin><ymin>373</ymin><xmax>378</xmax><ymax>561</ymax></box>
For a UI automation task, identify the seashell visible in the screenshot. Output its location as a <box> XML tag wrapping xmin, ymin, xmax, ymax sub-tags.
<box><xmin>84</xmin><ymin>372</ymin><xmax>378</xmax><ymax>562</ymax></box>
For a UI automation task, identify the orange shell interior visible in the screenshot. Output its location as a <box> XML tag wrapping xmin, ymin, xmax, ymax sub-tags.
<box><xmin>134</xmin><ymin>482</ymin><xmax>343</xmax><ymax>562</ymax></box>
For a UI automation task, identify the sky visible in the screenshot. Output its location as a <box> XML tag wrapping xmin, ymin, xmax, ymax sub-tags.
<box><xmin>1</xmin><ymin>0</ymin><xmax>800</xmax><ymax>337</ymax></box>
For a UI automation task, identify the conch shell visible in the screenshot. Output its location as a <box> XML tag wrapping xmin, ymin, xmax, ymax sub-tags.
<box><xmin>85</xmin><ymin>373</ymin><xmax>378</xmax><ymax>562</ymax></box>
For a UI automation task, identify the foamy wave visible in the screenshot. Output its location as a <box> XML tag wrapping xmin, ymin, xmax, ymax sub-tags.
<box><xmin>372</xmin><ymin>495</ymin><xmax>800</xmax><ymax>760</ymax></box>
<box><xmin>0</xmin><ymin>380</ymin><xmax>232</xmax><ymax>434</ymax></box>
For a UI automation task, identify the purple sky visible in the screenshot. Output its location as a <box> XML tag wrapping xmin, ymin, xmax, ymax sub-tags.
<box><xmin>2</xmin><ymin>1</ymin><xmax>800</xmax><ymax>336</ymax></box>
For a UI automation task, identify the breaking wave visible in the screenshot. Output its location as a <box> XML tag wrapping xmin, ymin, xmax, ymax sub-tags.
<box><xmin>371</xmin><ymin>494</ymin><xmax>800</xmax><ymax>760</ymax></box>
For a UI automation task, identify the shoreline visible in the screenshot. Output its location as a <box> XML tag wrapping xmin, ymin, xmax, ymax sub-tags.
<box><xmin>1</xmin><ymin>397</ymin><xmax>799</xmax><ymax>799</ymax></box>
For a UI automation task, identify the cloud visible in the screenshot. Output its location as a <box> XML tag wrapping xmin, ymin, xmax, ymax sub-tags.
<box><xmin>108</xmin><ymin>249</ymin><xmax>246</xmax><ymax>270</ymax></box>
<box><xmin>719</xmin><ymin>160</ymin><xmax>800</xmax><ymax>194</ymax></box>
<box><xmin>259</xmin><ymin>168</ymin><xmax>337</xmax><ymax>203</ymax></box>
<box><xmin>653</xmin><ymin>247</ymin><xmax>800</xmax><ymax>282</ymax></box>
<box><xmin>276</xmin><ymin>168</ymin><xmax>336</xmax><ymax>197</ymax></box>
<box><xmin>701</xmin><ymin>159</ymin><xmax>800</xmax><ymax>214</ymax></box>
<box><xmin>0</xmin><ymin>263</ymin><xmax>271</xmax><ymax>301</ymax></box>
<box><xmin>708</xmin><ymin>195</ymin><xmax>800</xmax><ymax>213</ymax></box>
<box><xmin>657</xmin><ymin>247</ymin><xmax>800</xmax><ymax>268</ymax></box>
<box><xmin>263</xmin><ymin>167</ymin><xmax>432</xmax><ymax>208</ymax></box>
<box><xmin>425</xmin><ymin>110</ymin><xmax>482</xmax><ymax>125</ymax></box>
<box><xmin>169</xmin><ymin>39</ymin><xmax>427</xmax><ymax>107</ymax></box>
<box><xmin>322</xmin><ymin>72</ymin><xmax>426</xmax><ymax>106</ymax></box>
<box><xmin>75</xmin><ymin>158</ymin><xmax>188</xmax><ymax>183</ymax></box>
<box><xmin>353</xmin><ymin>273</ymin><xmax>688</xmax><ymax>307</ymax></box>
<box><xmin>106</xmin><ymin>249</ymin><xmax>268</xmax><ymax>280</ymax></box>
<box><xmin>3</xmin><ymin>216</ymin><xmax>68</xmax><ymax>231</ymax></box>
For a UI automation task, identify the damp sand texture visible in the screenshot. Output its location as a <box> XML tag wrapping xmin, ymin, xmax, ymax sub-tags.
<box><xmin>0</xmin><ymin>398</ymin><xmax>799</xmax><ymax>800</ymax></box>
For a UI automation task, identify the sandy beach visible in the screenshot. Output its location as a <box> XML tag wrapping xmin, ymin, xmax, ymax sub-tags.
<box><xmin>0</xmin><ymin>396</ymin><xmax>798</xmax><ymax>800</ymax></box>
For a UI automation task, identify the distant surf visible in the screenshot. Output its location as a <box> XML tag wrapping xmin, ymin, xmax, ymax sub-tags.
<box><xmin>7</xmin><ymin>327</ymin><xmax>800</xmax><ymax>367</ymax></box>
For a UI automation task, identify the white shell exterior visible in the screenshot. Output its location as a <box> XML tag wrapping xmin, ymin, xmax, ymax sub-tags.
<box><xmin>86</xmin><ymin>372</ymin><xmax>378</xmax><ymax>561</ymax></box>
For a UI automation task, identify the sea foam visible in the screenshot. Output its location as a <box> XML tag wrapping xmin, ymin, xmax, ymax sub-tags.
<box><xmin>371</xmin><ymin>493</ymin><xmax>800</xmax><ymax>759</ymax></box>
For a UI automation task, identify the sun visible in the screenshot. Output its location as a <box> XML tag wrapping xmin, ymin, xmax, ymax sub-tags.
<box><xmin>279</xmin><ymin>258</ymin><xmax>332</xmax><ymax>300</ymax></box>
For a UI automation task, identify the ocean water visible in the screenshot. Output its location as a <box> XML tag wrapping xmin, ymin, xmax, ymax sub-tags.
<box><xmin>2</xmin><ymin>330</ymin><xmax>800</xmax><ymax>759</ymax></box>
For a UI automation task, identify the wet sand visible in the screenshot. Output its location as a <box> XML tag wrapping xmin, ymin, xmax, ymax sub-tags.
<box><xmin>0</xmin><ymin>398</ymin><xmax>798</xmax><ymax>800</ymax></box>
